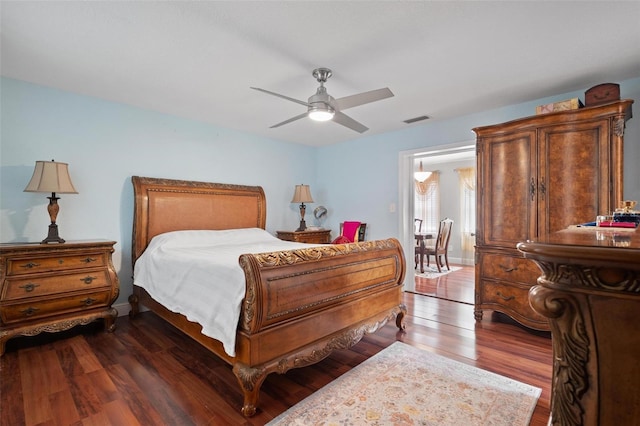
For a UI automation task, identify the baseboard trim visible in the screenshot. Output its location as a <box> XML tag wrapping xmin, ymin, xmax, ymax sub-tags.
<box><xmin>113</xmin><ymin>301</ymin><xmax>148</xmax><ymax>317</ymax></box>
<box><xmin>448</xmin><ymin>256</ymin><xmax>474</xmax><ymax>266</ymax></box>
<box><xmin>113</xmin><ymin>302</ymin><xmax>129</xmax><ymax>317</ymax></box>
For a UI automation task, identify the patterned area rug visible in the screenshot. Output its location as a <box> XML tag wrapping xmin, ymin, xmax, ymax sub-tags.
<box><xmin>416</xmin><ymin>265</ymin><xmax>462</xmax><ymax>279</ymax></box>
<box><xmin>267</xmin><ymin>342</ymin><xmax>541</xmax><ymax>426</ymax></box>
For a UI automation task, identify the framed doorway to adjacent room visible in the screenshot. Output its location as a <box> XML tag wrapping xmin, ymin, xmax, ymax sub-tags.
<box><xmin>398</xmin><ymin>142</ymin><xmax>475</xmax><ymax>302</ymax></box>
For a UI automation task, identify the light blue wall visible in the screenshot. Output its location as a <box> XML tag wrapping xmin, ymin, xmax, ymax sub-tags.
<box><xmin>0</xmin><ymin>78</ymin><xmax>319</xmax><ymax>306</ymax></box>
<box><xmin>2</xmin><ymin>76</ymin><xmax>639</xmax><ymax>307</ymax></box>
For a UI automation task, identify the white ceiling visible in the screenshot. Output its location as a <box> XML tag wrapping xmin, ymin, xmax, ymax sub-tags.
<box><xmin>2</xmin><ymin>1</ymin><xmax>639</xmax><ymax>147</ymax></box>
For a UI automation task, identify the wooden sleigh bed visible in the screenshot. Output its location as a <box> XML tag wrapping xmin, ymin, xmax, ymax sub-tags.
<box><xmin>128</xmin><ymin>176</ymin><xmax>407</xmax><ymax>417</ymax></box>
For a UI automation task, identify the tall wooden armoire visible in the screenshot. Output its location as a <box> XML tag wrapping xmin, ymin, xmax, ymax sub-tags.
<box><xmin>473</xmin><ymin>99</ymin><xmax>633</xmax><ymax>330</ymax></box>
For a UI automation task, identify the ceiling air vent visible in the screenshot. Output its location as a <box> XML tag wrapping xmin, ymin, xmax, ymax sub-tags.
<box><xmin>403</xmin><ymin>115</ymin><xmax>430</xmax><ymax>124</ymax></box>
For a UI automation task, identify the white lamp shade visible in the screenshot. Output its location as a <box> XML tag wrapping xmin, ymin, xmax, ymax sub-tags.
<box><xmin>414</xmin><ymin>171</ymin><xmax>432</xmax><ymax>182</ymax></box>
<box><xmin>291</xmin><ymin>184</ymin><xmax>314</xmax><ymax>203</ymax></box>
<box><xmin>24</xmin><ymin>160</ymin><xmax>78</xmax><ymax>194</ymax></box>
<box><xmin>414</xmin><ymin>160</ymin><xmax>432</xmax><ymax>183</ymax></box>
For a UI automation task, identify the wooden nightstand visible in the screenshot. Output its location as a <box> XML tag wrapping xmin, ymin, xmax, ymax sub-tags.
<box><xmin>276</xmin><ymin>229</ymin><xmax>331</xmax><ymax>244</ymax></box>
<box><xmin>0</xmin><ymin>240</ymin><xmax>120</xmax><ymax>355</ymax></box>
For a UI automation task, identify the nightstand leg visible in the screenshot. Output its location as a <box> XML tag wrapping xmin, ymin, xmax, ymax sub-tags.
<box><xmin>104</xmin><ymin>308</ymin><xmax>118</xmax><ymax>332</ymax></box>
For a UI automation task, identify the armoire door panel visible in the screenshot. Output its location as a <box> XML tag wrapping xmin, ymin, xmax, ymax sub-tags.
<box><xmin>480</xmin><ymin>131</ymin><xmax>537</xmax><ymax>247</ymax></box>
<box><xmin>538</xmin><ymin>119</ymin><xmax>610</xmax><ymax>234</ymax></box>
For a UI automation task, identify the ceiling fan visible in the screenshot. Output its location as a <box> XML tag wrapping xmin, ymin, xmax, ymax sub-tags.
<box><xmin>250</xmin><ymin>68</ymin><xmax>394</xmax><ymax>133</ymax></box>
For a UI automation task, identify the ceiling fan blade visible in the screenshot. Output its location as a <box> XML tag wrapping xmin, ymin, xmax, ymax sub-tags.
<box><xmin>250</xmin><ymin>87</ymin><xmax>310</xmax><ymax>107</ymax></box>
<box><xmin>334</xmin><ymin>88</ymin><xmax>394</xmax><ymax>111</ymax></box>
<box><xmin>270</xmin><ymin>112</ymin><xmax>308</xmax><ymax>128</ymax></box>
<box><xmin>333</xmin><ymin>111</ymin><xmax>369</xmax><ymax>133</ymax></box>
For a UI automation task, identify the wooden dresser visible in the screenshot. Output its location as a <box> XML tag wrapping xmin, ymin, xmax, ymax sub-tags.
<box><xmin>0</xmin><ymin>240</ymin><xmax>119</xmax><ymax>355</ymax></box>
<box><xmin>276</xmin><ymin>229</ymin><xmax>331</xmax><ymax>244</ymax></box>
<box><xmin>473</xmin><ymin>100</ymin><xmax>633</xmax><ymax>331</ymax></box>
<box><xmin>519</xmin><ymin>228</ymin><xmax>640</xmax><ymax>426</ymax></box>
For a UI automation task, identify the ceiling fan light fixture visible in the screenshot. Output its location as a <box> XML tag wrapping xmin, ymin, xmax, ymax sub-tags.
<box><xmin>308</xmin><ymin>104</ymin><xmax>335</xmax><ymax>122</ymax></box>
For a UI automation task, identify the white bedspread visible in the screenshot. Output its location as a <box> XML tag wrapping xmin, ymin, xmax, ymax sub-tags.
<box><xmin>133</xmin><ymin>228</ymin><xmax>316</xmax><ymax>357</ymax></box>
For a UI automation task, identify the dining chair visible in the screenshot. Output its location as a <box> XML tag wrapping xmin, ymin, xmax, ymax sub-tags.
<box><xmin>414</xmin><ymin>219</ymin><xmax>423</xmax><ymax>269</ymax></box>
<box><xmin>419</xmin><ymin>218</ymin><xmax>454</xmax><ymax>273</ymax></box>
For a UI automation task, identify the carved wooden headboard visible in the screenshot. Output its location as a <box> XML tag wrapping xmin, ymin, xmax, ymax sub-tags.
<box><xmin>131</xmin><ymin>176</ymin><xmax>266</xmax><ymax>264</ymax></box>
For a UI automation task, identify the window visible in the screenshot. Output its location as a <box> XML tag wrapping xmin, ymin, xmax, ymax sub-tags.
<box><xmin>414</xmin><ymin>171</ymin><xmax>440</xmax><ymax>233</ymax></box>
<box><xmin>456</xmin><ymin>167</ymin><xmax>476</xmax><ymax>254</ymax></box>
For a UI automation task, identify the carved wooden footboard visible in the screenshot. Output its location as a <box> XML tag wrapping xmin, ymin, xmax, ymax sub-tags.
<box><xmin>129</xmin><ymin>176</ymin><xmax>407</xmax><ymax>416</ymax></box>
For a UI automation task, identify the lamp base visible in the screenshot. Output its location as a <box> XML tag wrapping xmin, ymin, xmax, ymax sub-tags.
<box><xmin>41</xmin><ymin>223</ymin><xmax>65</xmax><ymax>244</ymax></box>
<box><xmin>296</xmin><ymin>220</ymin><xmax>307</xmax><ymax>232</ymax></box>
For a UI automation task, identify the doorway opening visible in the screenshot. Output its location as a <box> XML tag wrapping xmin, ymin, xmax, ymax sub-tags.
<box><xmin>398</xmin><ymin>142</ymin><xmax>475</xmax><ymax>301</ymax></box>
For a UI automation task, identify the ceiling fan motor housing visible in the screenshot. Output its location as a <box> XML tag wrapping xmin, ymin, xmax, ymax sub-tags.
<box><xmin>308</xmin><ymin>87</ymin><xmax>335</xmax><ymax>116</ymax></box>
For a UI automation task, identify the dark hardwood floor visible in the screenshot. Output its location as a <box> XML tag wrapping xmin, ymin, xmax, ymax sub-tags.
<box><xmin>1</xmin><ymin>266</ymin><xmax>552</xmax><ymax>425</ymax></box>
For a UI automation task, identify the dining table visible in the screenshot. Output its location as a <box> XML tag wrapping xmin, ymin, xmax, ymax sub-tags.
<box><xmin>415</xmin><ymin>233</ymin><xmax>434</xmax><ymax>273</ymax></box>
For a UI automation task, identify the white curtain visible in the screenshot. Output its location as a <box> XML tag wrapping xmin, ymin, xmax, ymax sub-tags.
<box><xmin>456</xmin><ymin>167</ymin><xmax>476</xmax><ymax>254</ymax></box>
<box><xmin>415</xmin><ymin>171</ymin><xmax>440</xmax><ymax>233</ymax></box>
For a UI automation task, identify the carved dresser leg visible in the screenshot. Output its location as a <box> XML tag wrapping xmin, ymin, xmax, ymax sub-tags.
<box><xmin>474</xmin><ymin>308</ymin><xmax>483</xmax><ymax>321</ymax></box>
<box><xmin>104</xmin><ymin>308</ymin><xmax>118</xmax><ymax>332</ymax></box>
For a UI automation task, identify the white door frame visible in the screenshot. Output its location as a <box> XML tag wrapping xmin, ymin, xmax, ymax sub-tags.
<box><xmin>398</xmin><ymin>141</ymin><xmax>475</xmax><ymax>291</ymax></box>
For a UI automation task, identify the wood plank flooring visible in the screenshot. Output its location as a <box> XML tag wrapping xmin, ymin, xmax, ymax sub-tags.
<box><xmin>410</xmin><ymin>264</ymin><xmax>476</xmax><ymax>304</ymax></box>
<box><xmin>1</xmin><ymin>266</ymin><xmax>552</xmax><ymax>425</ymax></box>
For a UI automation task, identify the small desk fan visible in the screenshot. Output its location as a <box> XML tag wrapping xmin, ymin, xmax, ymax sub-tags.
<box><xmin>313</xmin><ymin>206</ymin><xmax>328</xmax><ymax>228</ymax></box>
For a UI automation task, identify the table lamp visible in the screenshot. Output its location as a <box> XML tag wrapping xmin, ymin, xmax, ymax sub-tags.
<box><xmin>24</xmin><ymin>160</ymin><xmax>78</xmax><ymax>243</ymax></box>
<box><xmin>291</xmin><ymin>184</ymin><xmax>313</xmax><ymax>231</ymax></box>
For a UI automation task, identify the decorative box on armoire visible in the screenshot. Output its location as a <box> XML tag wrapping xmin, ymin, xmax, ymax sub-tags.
<box><xmin>473</xmin><ymin>99</ymin><xmax>633</xmax><ymax>331</ymax></box>
<box><xmin>0</xmin><ymin>240</ymin><xmax>120</xmax><ymax>355</ymax></box>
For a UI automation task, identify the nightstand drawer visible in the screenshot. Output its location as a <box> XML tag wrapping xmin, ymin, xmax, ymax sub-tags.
<box><xmin>2</xmin><ymin>270</ymin><xmax>112</xmax><ymax>300</ymax></box>
<box><xmin>1</xmin><ymin>290</ymin><xmax>112</xmax><ymax>324</ymax></box>
<box><xmin>6</xmin><ymin>252</ymin><xmax>108</xmax><ymax>275</ymax></box>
